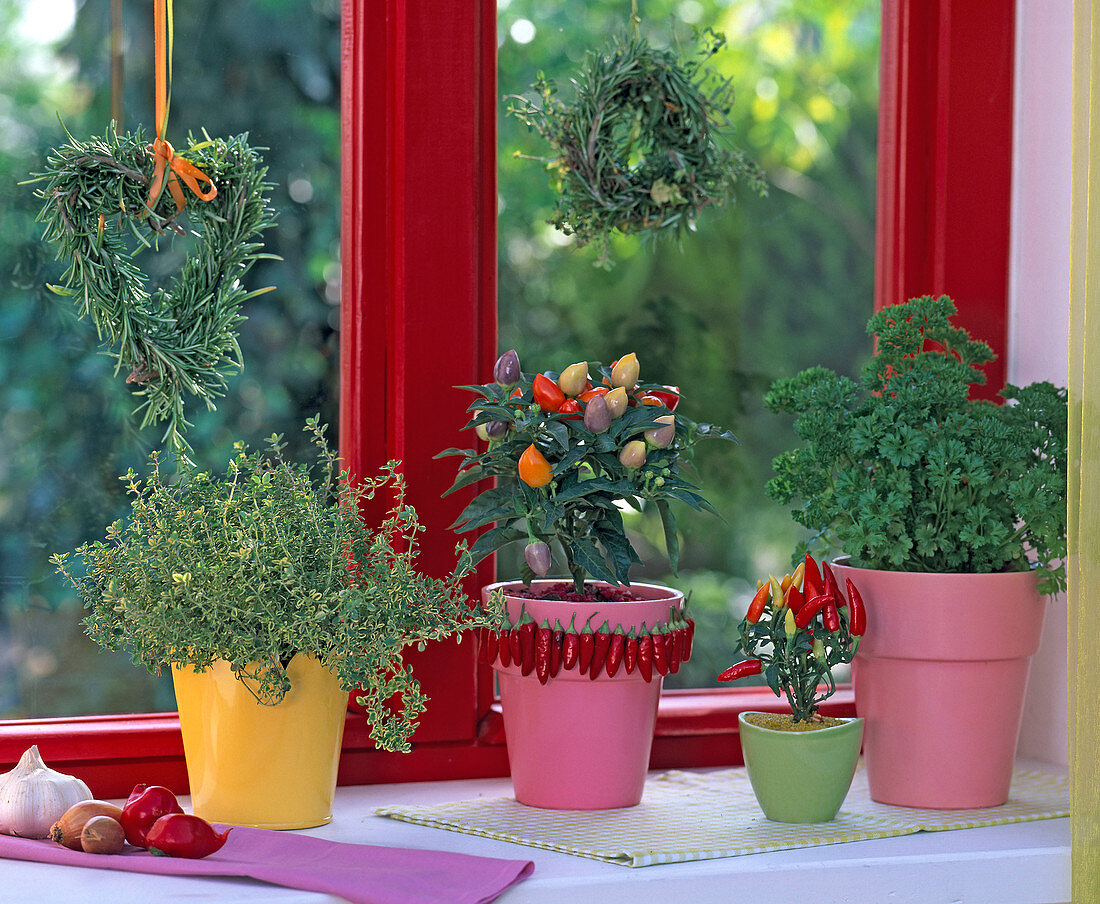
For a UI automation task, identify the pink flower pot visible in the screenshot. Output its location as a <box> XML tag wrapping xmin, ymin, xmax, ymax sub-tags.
<box><xmin>485</xmin><ymin>580</ymin><xmax>683</xmax><ymax>810</ymax></box>
<box><xmin>832</xmin><ymin>561</ymin><xmax>1045</xmax><ymax>809</ymax></box>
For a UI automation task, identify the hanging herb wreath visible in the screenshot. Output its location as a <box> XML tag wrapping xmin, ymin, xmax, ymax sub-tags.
<box><xmin>27</xmin><ymin>0</ymin><xmax>276</xmax><ymax>460</ymax></box>
<box><xmin>509</xmin><ymin>25</ymin><xmax>765</xmax><ymax>267</ymax></box>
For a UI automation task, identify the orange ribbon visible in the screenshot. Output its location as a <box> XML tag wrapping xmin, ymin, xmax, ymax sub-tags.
<box><xmin>146</xmin><ymin>0</ymin><xmax>216</xmax><ymax>215</ymax></box>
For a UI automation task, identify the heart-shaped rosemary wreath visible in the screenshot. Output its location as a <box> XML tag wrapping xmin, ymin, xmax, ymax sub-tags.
<box><xmin>31</xmin><ymin>124</ymin><xmax>276</xmax><ymax>458</ymax></box>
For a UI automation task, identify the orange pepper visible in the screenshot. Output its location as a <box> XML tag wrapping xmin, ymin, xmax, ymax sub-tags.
<box><xmin>518</xmin><ymin>444</ymin><xmax>553</xmax><ymax>487</ymax></box>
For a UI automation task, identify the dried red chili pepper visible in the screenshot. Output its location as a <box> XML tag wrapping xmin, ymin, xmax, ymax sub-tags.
<box><xmin>589</xmin><ymin>619</ymin><xmax>612</xmax><ymax>679</ymax></box>
<box><xmin>624</xmin><ymin>627</ymin><xmax>639</xmax><ymax>675</ymax></box>
<box><xmin>637</xmin><ymin>626</ymin><xmax>654</xmax><ymax>682</ymax></box>
<box><xmin>665</xmin><ymin>625</ymin><xmax>681</xmax><ymax>674</ymax></box>
<box><xmin>845</xmin><ymin>578</ymin><xmax>867</xmax><ymax>636</ymax></box>
<box><xmin>550</xmin><ymin>619</ymin><xmax>564</xmax><ymax>678</ymax></box>
<box><xmin>717</xmin><ymin>658</ymin><xmax>763</xmax><ymax>682</ymax></box>
<box><xmin>605</xmin><ymin>625</ymin><xmax>626</xmax><ymax>677</ymax></box>
<box><xmin>578</xmin><ymin>614</ymin><xmax>597</xmax><ymax>673</ymax></box>
<box><xmin>561</xmin><ymin>613</ymin><xmax>580</xmax><ymax>671</ymax></box>
<box><xmin>682</xmin><ymin>616</ymin><xmax>695</xmax><ymax>662</ymax></box>
<box><xmin>508</xmin><ymin>622</ymin><xmax>521</xmax><ymax>667</ymax></box>
<box><xmin>535</xmin><ymin>618</ymin><xmax>553</xmax><ymax>685</ymax></box>
<box><xmin>794</xmin><ymin>593</ymin><xmax>831</xmax><ymax>630</ymax></box>
<box><xmin>651</xmin><ymin>624</ymin><xmax>669</xmax><ymax>676</ymax></box>
<box><xmin>498</xmin><ymin>626</ymin><xmax>513</xmax><ymax>668</ymax></box>
<box><xmin>746</xmin><ymin>581</ymin><xmax>770</xmax><ymax>623</ymax></box>
<box><xmin>518</xmin><ymin>609</ymin><xmax>537</xmax><ymax>677</ymax></box>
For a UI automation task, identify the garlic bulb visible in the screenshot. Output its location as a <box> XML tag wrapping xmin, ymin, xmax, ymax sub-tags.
<box><xmin>0</xmin><ymin>746</ymin><xmax>92</xmax><ymax>838</ymax></box>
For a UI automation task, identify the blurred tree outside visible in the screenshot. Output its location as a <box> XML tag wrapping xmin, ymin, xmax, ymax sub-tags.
<box><xmin>496</xmin><ymin>0</ymin><xmax>880</xmax><ymax>686</ymax></box>
<box><xmin>0</xmin><ymin>0</ymin><xmax>878</xmax><ymax>716</ymax></box>
<box><xmin>0</xmin><ymin>0</ymin><xmax>340</xmax><ymax>716</ymax></box>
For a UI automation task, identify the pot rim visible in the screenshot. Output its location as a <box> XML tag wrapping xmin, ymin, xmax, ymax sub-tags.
<box><xmin>484</xmin><ymin>578</ymin><xmax>683</xmax><ymax>599</ymax></box>
<box><xmin>831</xmin><ymin>555</ymin><xmax>1040</xmax><ymax>580</ymax></box>
<box><xmin>738</xmin><ymin>711</ymin><xmax>864</xmax><ymax>733</ymax></box>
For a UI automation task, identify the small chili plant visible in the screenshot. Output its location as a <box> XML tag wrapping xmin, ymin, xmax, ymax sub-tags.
<box><xmin>718</xmin><ymin>555</ymin><xmax>866</xmax><ymax>723</ymax></box>
<box><xmin>437</xmin><ymin>349</ymin><xmax>736</xmax><ymax>594</ymax></box>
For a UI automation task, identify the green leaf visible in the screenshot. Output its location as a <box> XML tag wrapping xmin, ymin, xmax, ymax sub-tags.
<box><xmin>656</xmin><ymin>499</ymin><xmax>680</xmax><ymax>574</ymax></box>
<box><xmin>568</xmin><ymin>538</ymin><xmax>618</xmax><ymax>585</ymax></box>
<box><xmin>440</xmin><ymin>465</ymin><xmax>488</xmax><ymax>498</ymax></box>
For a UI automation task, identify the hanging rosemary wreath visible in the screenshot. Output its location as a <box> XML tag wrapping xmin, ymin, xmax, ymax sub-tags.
<box><xmin>510</xmin><ymin>28</ymin><xmax>765</xmax><ymax>267</ymax></box>
<box><xmin>30</xmin><ymin>124</ymin><xmax>276</xmax><ymax>458</ymax></box>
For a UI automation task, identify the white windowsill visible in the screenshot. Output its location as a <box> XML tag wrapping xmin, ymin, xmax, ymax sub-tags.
<box><xmin>1</xmin><ymin>763</ymin><xmax>1070</xmax><ymax>904</ymax></box>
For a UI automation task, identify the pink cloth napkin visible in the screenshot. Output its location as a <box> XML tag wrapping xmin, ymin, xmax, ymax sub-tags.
<box><xmin>0</xmin><ymin>827</ymin><xmax>533</xmax><ymax>904</ymax></box>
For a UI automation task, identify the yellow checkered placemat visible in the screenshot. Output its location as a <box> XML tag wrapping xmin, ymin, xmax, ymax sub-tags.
<box><xmin>375</xmin><ymin>765</ymin><xmax>1069</xmax><ymax>868</ymax></box>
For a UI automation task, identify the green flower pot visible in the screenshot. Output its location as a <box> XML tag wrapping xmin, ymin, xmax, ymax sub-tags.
<box><xmin>738</xmin><ymin>712</ymin><xmax>864</xmax><ymax>823</ymax></box>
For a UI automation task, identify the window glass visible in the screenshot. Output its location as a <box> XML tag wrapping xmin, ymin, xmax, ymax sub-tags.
<box><xmin>0</xmin><ymin>0</ymin><xmax>340</xmax><ymax>716</ymax></box>
<box><xmin>497</xmin><ymin>0</ymin><xmax>879</xmax><ymax>686</ymax></box>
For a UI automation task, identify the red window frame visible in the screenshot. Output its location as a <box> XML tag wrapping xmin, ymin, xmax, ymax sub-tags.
<box><xmin>0</xmin><ymin>0</ymin><xmax>1015</xmax><ymax>796</ymax></box>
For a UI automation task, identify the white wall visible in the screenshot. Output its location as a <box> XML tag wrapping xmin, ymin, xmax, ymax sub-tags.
<box><xmin>1009</xmin><ymin>0</ymin><xmax>1072</xmax><ymax>767</ymax></box>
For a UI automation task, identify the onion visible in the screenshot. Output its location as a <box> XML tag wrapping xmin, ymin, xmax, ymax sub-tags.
<box><xmin>81</xmin><ymin>815</ymin><xmax>125</xmax><ymax>855</ymax></box>
<box><xmin>49</xmin><ymin>800</ymin><xmax>123</xmax><ymax>850</ymax></box>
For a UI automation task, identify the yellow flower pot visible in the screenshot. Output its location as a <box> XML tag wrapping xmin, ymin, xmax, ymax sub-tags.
<box><xmin>172</xmin><ymin>653</ymin><xmax>347</xmax><ymax>829</ymax></box>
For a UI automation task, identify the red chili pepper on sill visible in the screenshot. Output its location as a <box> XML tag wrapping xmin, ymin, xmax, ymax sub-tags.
<box><xmin>717</xmin><ymin>658</ymin><xmax>763</xmax><ymax>682</ymax></box>
<box><xmin>823</xmin><ymin>601</ymin><xmax>841</xmax><ymax>633</ymax></box>
<box><xmin>589</xmin><ymin>619</ymin><xmax>612</xmax><ymax>679</ymax></box>
<box><xmin>518</xmin><ymin>609</ymin><xmax>537</xmax><ymax>677</ymax></box>
<box><xmin>665</xmin><ymin>625</ymin><xmax>681</xmax><ymax>674</ymax></box>
<box><xmin>561</xmin><ymin>613</ymin><xmax>580</xmax><ymax>671</ymax></box>
<box><xmin>578</xmin><ymin>614</ymin><xmax>597</xmax><ymax>674</ymax></box>
<box><xmin>637</xmin><ymin>624</ymin><xmax>654</xmax><ymax>682</ymax></box>
<box><xmin>549</xmin><ymin>618</ymin><xmax>564</xmax><ymax>678</ymax></box>
<box><xmin>605</xmin><ymin>625</ymin><xmax>626</xmax><ymax>677</ymax></box>
<box><xmin>845</xmin><ymin>577</ymin><xmax>867</xmax><ymax>636</ymax></box>
<box><xmin>746</xmin><ymin>581</ymin><xmax>770</xmax><ymax>623</ymax></box>
<box><xmin>651</xmin><ymin>624</ymin><xmax>670</xmax><ymax>676</ymax></box>
<box><xmin>121</xmin><ymin>784</ymin><xmax>184</xmax><ymax>849</ymax></box>
<box><xmin>145</xmin><ymin>813</ymin><xmax>231</xmax><ymax>859</ymax></box>
<box><xmin>795</xmin><ymin>593</ymin><xmax>831</xmax><ymax>630</ymax></box>
<box><xmin>535</xmin><ymin>618</ymin><xmax>553</xmax><ymax>685</ymax></box>
<box><xmin>624</xmin><ymin>627</ymin><xmax>638</xmax><ymax>675</ymax></box>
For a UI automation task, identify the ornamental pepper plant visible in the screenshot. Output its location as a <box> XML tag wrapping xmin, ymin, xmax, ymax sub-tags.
<box><xmin>764</xmin><ymin>295</ymin><xmax>1068</xmax><ymax>594</ymax></box>
<box><xmin>438</xmin><ymin>350</ymin><xmax>736</xmax><ymax>594</ymax></box>
<box><xmin>718</xmin><ymin>554</ymin><xmax>865</xmax><ymax>723</ymax></box>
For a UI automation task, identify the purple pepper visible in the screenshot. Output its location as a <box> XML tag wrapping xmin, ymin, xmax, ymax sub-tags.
<box><xmin>524</xmin><ymin>541</ymin><xmax>552</xmax><ymax>576</ymax></box>
<box><xmin>485</xmin><ymin>419</ymin><xmax>508</xmax><ymax>439</ymax></box>
<box><xmin>583</xmin><ymin>393</ymin><xmax>611</xmax><ymax>433</ymax></box>
<box><xmin>493</xmin><ymin>349</ymin><xmax>521</xmax><ymax>387</ymax></box>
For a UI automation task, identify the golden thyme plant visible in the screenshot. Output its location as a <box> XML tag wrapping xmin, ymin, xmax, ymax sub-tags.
<box><xmin>53</xmin><ymin>418</ymin><xmax>494</xmax><ymax>752</ymax></box>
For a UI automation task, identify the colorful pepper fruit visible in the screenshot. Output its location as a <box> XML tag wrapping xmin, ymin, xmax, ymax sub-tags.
<box><xmin>651</xmin><ymin>625</ymin><xmax>669</xmax><ymax>676</ymax></box>
<box><xmin>517</xmin><ymin>444</ymin><xmax>553</xmax><ymax>488</ymax></box>
<box><xmin>518</xmin><ymin>609</ymin><xmax>537</xmax><ymax>677</ymax></box>
<box><xmin>550</xmin><ymin>619</ymin><xmax>565</xmax><ymax>678</ymax></box>
<box><xmin>557</xmin><ymin>398</ymin><xmax>582</xmax><ymax>420</ymax></box>
<box><xmin>493</xmin><ymin>349</ymin><xmax>521</xmax><ymax>387</ymax></box>
<box><xmin>604</xmin><ymin>386</ymin><xmax>629</xmax><ymax>418</ymax></box>
<box><xmin>561</xmin><ymin>613</ymin><xmax>580</xmax><ymax>670</ymax></box>
<box><xmin>532</xmin><ymin>373</ymin><xmax>566</xmax><ymax>412</ymax></box>
<box><xmin>583</xmin><ymin>393</ymin><xmax>612</xmax><ymax>433</ymax></box>
<box><xmin>624</xmin><ymin>628</ymin><xmax>639</xmax><ymax>675</ymax></box>
<box><xmin>746</xmin><ymin>582</ymin><xmax>771</xmax><ymax>623</ymax></box>
<box><xmin>619</xmin><ymin>440</ymin><xmax>647</xmax><ymax>470</ymax></box>
<box><xmin>577</xmin><ymin>614</ymin><xmax>596</xmax><ymax>673</ymax></box>
<box><xmin>558</xmin><ymin>362</ymin><xmax>589</xmax><ymax>397</ymax></box>
<box><xmin>610</xmin><ymin>352</ymin><xmax>640</xmax><ymax>389</ymax></box>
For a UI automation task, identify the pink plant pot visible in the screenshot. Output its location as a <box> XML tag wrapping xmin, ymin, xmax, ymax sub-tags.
<box><xmin>832</xmin><ymin>561</ymin><xmax>1045</xmax><ymax>809</ymax></box>
<box><xmin>485</xmin><ymin>579</ymin><xmax>683</xmax><ymax>810</ymax></box>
